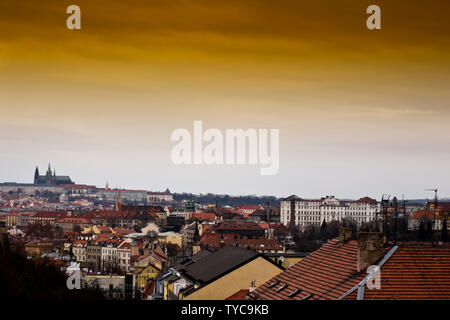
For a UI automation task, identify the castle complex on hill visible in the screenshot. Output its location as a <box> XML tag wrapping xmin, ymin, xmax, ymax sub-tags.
<box><xmin>33</xmin><ymin>164</ymin><xmax>74</xmax><ymax>186</ymax></box>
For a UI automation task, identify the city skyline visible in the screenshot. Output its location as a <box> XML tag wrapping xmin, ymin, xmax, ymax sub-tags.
<box><xmin>0</xmin><ymin>0</ymin><xmax>449</xmax><ymax>198</ymax></box>
<box><xmin>0</xmin><ymin>162</ymin><xmax>447</xmax><ymax>200</ymax></box>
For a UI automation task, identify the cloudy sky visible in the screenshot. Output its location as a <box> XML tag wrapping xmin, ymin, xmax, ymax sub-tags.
<box><xmin>0</xmin><ymin>0</ymin><xmax>449</xmax><ymax>199</ymax></box>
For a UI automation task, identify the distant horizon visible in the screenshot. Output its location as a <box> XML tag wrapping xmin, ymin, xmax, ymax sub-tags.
<box><xmin>0</xmin><ymin>165</ymin><xmax>447</xmax><ymax>201</ymax></box>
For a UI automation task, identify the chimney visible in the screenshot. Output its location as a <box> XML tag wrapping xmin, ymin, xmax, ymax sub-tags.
<box><xmin>357</xmin><ymin>232</ymin><xmax>384</xmax><ymax>273</ymax></box>
<box><xmin>249</xmin><ymin>280</ymin><xmax>256</xmax><ymax>292</ymax></box>
<box><xmin>339</xmin><ymin>226</ymin><xmax>352</xmax><ymax>242</ymax></box>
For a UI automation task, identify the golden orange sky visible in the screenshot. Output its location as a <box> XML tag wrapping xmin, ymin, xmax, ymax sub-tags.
<box><xmin>0</xmin><ymin>0</ymin><xmax>449</xmax><ymax>198</ymax></box>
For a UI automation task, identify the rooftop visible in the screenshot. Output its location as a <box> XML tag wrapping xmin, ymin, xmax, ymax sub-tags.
<box><xmin>179</xmin><ymin>246</ymin><xmax>259</xmax><ymax>284</ymax></box>
<box><xmin>343</xmin><ymin>245</ymin><xmax>450</xmax><ymax>300</ymax></box>
<box><xmin>247</xmin><ymin>238</ymin><xmax>366</xmax><ymax>300</ymax></box>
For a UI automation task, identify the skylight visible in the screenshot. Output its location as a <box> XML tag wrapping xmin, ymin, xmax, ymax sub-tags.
<box><xmin>288</xmin><ymin>289</ymin><xmax>302</xmax><ymax>297</ymax></box>
<box><xmin>276</xmin><ymin>284</ymin><xmax>288</xmax><ymax>292</ymax></box>
<box><xmin>268</xmin><ymin>281</ymin><xmax>280</xmax><ymax>288</ymax></box>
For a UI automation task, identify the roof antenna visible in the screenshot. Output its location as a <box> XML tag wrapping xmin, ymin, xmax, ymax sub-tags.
<box><xmin>392</xmin><ymin>196</ymin><xmax>398</xmax><ymax>245</ymax></box>
<box><xmin>402</xmin><ymin>195</ymin><xmax>406</xmax><ymax>247</ymax></box>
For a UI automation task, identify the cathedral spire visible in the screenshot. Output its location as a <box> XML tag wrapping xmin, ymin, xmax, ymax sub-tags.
<box><xmin>34</xmin><ymin>166</ymin><xmax>39</xmax><ymax>184</ymax></box>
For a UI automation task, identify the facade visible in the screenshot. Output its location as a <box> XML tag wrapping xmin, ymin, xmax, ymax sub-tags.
<box><xmin>55</xmin><ymin>217</ymin><xmax>92</xmax><ymax>232</ymax></box>
<box><xmin>5</xmin><ymin>212</ymin><xmax>20</xmax><ymax>227</ymax></box>
<box><xmin>23</xmin><ymin>239</ymin><xmax>66</xmax><ymax>258</ymax></box>
<box><xmin>210</xmin><ymin>221</ymin><xmax>266</xmax><ymax>238</ymax></box>
<box><xmin>101</xmin><ymin>241</ymin><xmax>120</xmax><ymax>272</ymax></box>
<box><xmin>72</xmin><ymin>240</ymin><xmax>88</xmax><ymax>263</ymax></box>
<box><xmin>86</xmin><ymin>242</ymin><xmax>103</xmax><ymax>271</ymax></box>
<box><xmin>147</xmin><ymin>189</ymin><xmax>173</xmax><ymax>203</ymax></box>
<box><xmin>86</xmin><ymin>211</ymin><xmax>141</xmax><ymax>230</ymax></box>
<box><xmin>408</xmin><ymin>209</ymin><xmax>450</xmax><ymax>231</ymax></box>
<box><xmin>426</xmin><ymin>201</ymin><xmax>450</xmax><ymax>216</ymax></box>
<box><xmin>97</xmin><ymin>188</ymin><xmax>147</xmax><ymax>203</ymax></box>
<box><xmin>134</xmin><ymin>263</ymin><xmax>161</xmax><ymax>293</ymax></box>
<box><xmin>280</xmin><ymin>195</ymin><xmax>379</xmax><ymax>230</ymax></box>
<box><xmin>158</xmin><ymin>231</ymin><xmax>184</xmax><ymax>249</ymax></box>
<box><xmin>0</xmin><ymin>183</ymin><xmax>64</xmax><ymax>195</ymax></box>
<box><xmin>31</xmin><ymin>211</ymin><xmax>67</xmax><ymax>226</ymax></box>
<box><xmin>118</xmin><ymin>241</ymin><xmax>132</xmax><ymax>272</ymax></box>
<box><xmin>200</xmin><ymin>233</ymin><xmax>285</xmax><ymax>253</ymax></box>
<box><xmin>63</xmin><ymin>184</ymin><xmax>98</xmax><ymax>197</ymax></box>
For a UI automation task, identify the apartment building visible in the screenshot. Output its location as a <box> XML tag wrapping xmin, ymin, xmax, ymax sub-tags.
<box><xmin>280</xmin><ymin>195</ymin><xmax>379</xmax><ymax>230</ymax></box>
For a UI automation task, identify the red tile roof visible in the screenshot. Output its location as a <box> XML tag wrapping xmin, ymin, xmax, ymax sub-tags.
<box><xmin>32</xmin><ymin>211</ymin><xmax>67</xmax><ymax>219</ymax></box>
<box><xmin>235</xmin><ymin>205</ymin><xmax>263</xmax><ymax>211</ymax></box>
<box><xmin>73</xmin><ymin>240</ymin><xmax>88</xmax><ymax>246</ymax></box>
<box><xmin>344</xmin><ymin>245</ymin><xmax>450</xmax><ymax>300</ymax></box>
<box><xmin>113</xmin><ymin>227</ymin><xmax>135</xmax><ymax>235</ymax></box>
<box><xmin>201</xmin><ymin>233</ymin><xmax>283</xmax><ymax>251</ymax></box>
<box><xmin>191</xmin><ymin>212</ymin><xmax>217</xmax><ymax>222</ymax></box>
<box><xmin>226</xmin><ymin>289</ymin><xmax>250</xmax><ymax>300</ymax></box>
<box><xmin>118</xmin><ymin>241</ymin><xmax>131</xmax><ymax>249</ymax></box>
<box><xmin>247</xmin><ymin>238</ymin><xmax>366</xmax><ymax>300</ymax></box>
<box><xmin>272</xmin><ymin>223</ymin><xmax>289</xmax><ymax>236</ymax></box>
<box><xmin>214</xmin><ymin>221</ymin><xmax>264</xmax><ymax>232</ymax></box>
<box><xmin>56</xmin><ymin>217</ymin><xmax>91</xmax><ymax>224</ymax></box>
<box><xmin>85</xmin><ymin>210</ymin><xmax>136</xmax><ymax>219</ymax></box>
<box><xmin>93</xmin><ymin>234</ymin><xmax>113</xmax><ymax>242</ymax></box>
<box><xmin>130</xmin><ymin>255</ymin><xmax>141</xmax><ymax>264</ymax></box>
<box><xmin>97</xmin><ymin>225</ymin><xmax>112</xmax><ymax>233</ymax></box>
<box><xmin>151</xmin><ymin>247</ymin><xmax>167</xmax><ymax>262</ymax></box>
<box><xmin>249</xmin><ymin>236</ymin><xmax>450</xmax><ymax>300</ymax></box>
<box><xmin>410</xmin><ymin>210</ymin><xmax>435</xmax><ymax>219</ymax></box>
<box><xmin>356</xmin><ymin>197</ymin><xmax>378</xmax><ymax>204</ymax></box>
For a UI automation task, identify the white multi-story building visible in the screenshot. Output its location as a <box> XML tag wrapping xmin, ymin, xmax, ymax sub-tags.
<box><xmin>72</xmin><ymin>240</ymin><xmax>87</xmax><ymax>262</ymax></box>
<box><xmin>117</xmin><ymin>240</ymin><xmax>132</xmax><ymax>272</ymax></box>
<box><xmin>101</xmin><ymin>241</ymin><xmax>119</xmax><ymax>271</ymax></box>
<box><xmin>280</xmin><ymin>195</ymin><xmax>379</xmax><ymax>230</ymax></box>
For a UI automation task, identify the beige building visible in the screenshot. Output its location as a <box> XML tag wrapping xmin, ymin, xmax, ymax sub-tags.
<box><xmin>154</xmin><ymin>246</ymin><xmax>284</xmax><ymax>300</ymax></box>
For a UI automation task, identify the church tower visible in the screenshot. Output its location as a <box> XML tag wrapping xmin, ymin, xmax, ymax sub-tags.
<box><xmin>192</xmin><ymin>221</ymin><xmax>201</xmax><ymax>255</ymax></box>
<box><xmin>34</xmin><ymin>166</ymin><xmax>39</xmax><ymax>184</ymax></box>
<box><xmin>115</xmin><ymin>190</ymin><xmax>122</xmax><ymax>211</ymax></box>
<box><xmin>45</xmin><ymin>163</ymin><xmax>53</xmax><ymax>185</ymax></box>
